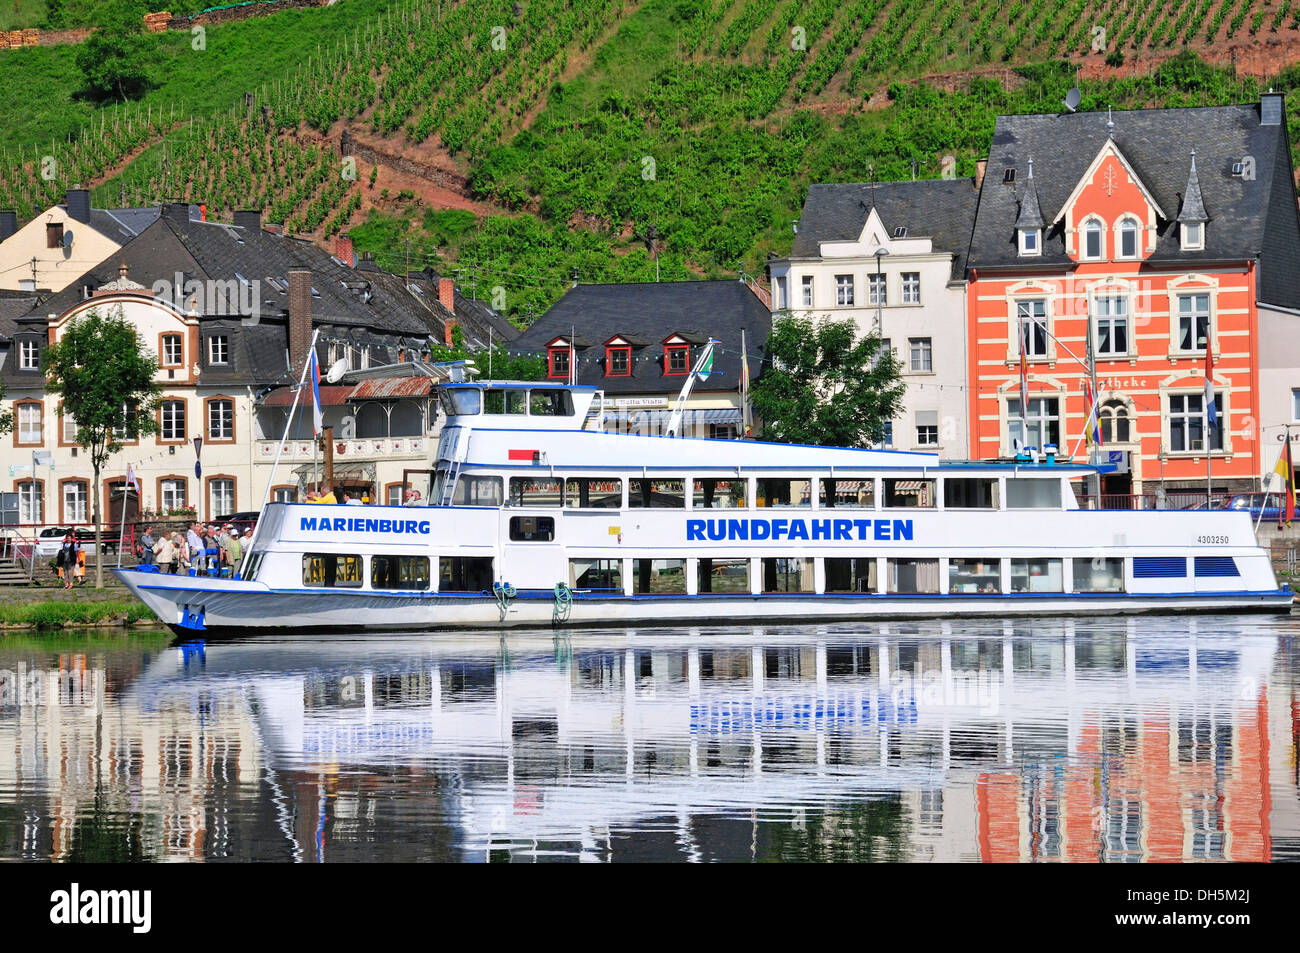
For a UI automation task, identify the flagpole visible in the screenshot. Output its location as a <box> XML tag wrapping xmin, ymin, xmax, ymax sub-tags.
<box><xmin>116</xmin><ymin>476</ymin><xmax>129</xmax><ymax>569</ymax></box>
<box><xmin>252</xmin><ymin>328</ymin><xmax>321</xmax><ymax>552</ymax></box>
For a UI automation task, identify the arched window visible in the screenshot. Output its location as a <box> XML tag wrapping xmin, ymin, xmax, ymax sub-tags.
<box><xmin>1100</xmin><ymin>399</ymin><xmax>1130</xmax><ymax>443</ymax></box>
<box><xmin>1082</xmin><ymin>219</ymin><xmax>1104</xmax><ymax>260</ymax></box>
<box><xmin>1118</xmin><ymin>218</ymin><xmax>1139</xmax><ymax>258</ymax></box>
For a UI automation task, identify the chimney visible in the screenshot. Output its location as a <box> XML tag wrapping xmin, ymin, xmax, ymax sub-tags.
<box><xmin>335</xmin><ymin>233</ymin><xmax>355</xmax><ymax>267</ymax></box>
<box><xmin>438</xmin><ymin>277</ymin><xmax>455</xmax><ymax>313</ymax></box>
<box><xmin>0</xmin><ymin>210</ymin><xmax>16</xmax><ymax>242</ymax></box>
<box><xmin>288</xmin><ymin>269</ymin><xmax>313</xmax><ymax>376</ymax></box>
<box><xmin>975</xmin><ymin>158</ymin><xmax>988</xmax><ymax>190</ymax></box>
<box><xmin>66</xmin><ymin>187</ymin><xmax>91</xmax><ymax>224</ymax></box>
<box><xmin>1262</xmin><ymin>90</ymin><xmax>1284</xmax><ymax>126</ymax></box>
<box><xmin>443</xmin><ymin>319</ymin><xmax>457</xmax><ymax>347</ymax></box>
<box><xmin>233</xmin><ymin>209</ymin><xmax>262</xmax><ymax>231</ymax></box>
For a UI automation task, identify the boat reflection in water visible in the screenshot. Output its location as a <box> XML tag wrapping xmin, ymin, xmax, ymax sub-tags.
<box><xmin>1</xmin><ymin>617</ymin><xmax>1296</xmax><ymax>861</ymax></box>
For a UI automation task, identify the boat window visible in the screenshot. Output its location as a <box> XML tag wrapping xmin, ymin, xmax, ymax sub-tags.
<box><xmin>451</xmin><ymin>475</ymin><xmax>503</xmax><ymax>506</ymax></box>
<box><xmin>883</xmin><ymin>479</ymin><xmax>936</xmax><ymax>508</ymax></box>
<box><xmin>948</xmin><ymin>558</ymin><xmax>1001</xmax><ymax>593</ymax></box>
<box><xmin>440</xmin><ymin>389</ymin><xmax>481</xmax><ymax>417</ymax></box>
<box><xmin>693</xmin><ymin>478</ymin><xmax>746</xmax><ymax>508</ymax></box>
<box><xmin>824</xmin><ymin>557</ymin><xmax>877</xmax><ymax>592</ymax></box>
<box><xmin>633</xmin><ymin>558</ymin><xmax>686</xmax><ymax>594</ymax></box>
<box><xmin>1010</xmin><ymin>558</ymin><xmax>1064</xmax><ymax>593</ymax></box>
<box><xmin>371</xmin><ymin>555</ymin><xmax>431</xmax><ymax>590</ymax></box>
<box><xmin>888</xmin><ymin>558</ymin><xmax>940</xmax><ymax>593</ymax></box>
<box><xmin>762</xmin><ymin>557</ymin><xmax>813</xmax><ymax>593</ymax></box>
<box><xmin>1075</xmin><ymin>557</ymin><xmax>1124</xmax><ymax>592</ymax></box>
<box><xmin>439</xmin><ymin>556</ymin><xmax>494</xmax><ymax>592</ymax></box>
<box><xmin>565</xmin><ymin>478</ymin><xmax>623</xmax><ymax>508</ymax></box>
<box><xmin>698</xmin><ymin>557</ymin><xmax>748</xmax><ymax>594</ymax></box>
<box><xmin>1006</xmin><ymin>478</ymin><xmax>1061</xmax><ymax>508</ymax></box>
<box><xmin>483</xmin><ymin>389</ymin><xmax>528</xmax><ymax>415</ymax></box>
<box><xmin>510</xmin><ymin>515</ymin><xmax>555</xmax><ymax>541</ymax></box>
<box><xmin>756</xmin><ymin>478</ymin><xmax>812</xmax><ymax>507</ymax></box>
<box><xmin>629</xmin><ymin>479</ymin><xmax>685</xmax><ymax>508</ymax></box>
<box><xmin>509</xmin><ymin>477</ymin><xmax>562</xmax><ymax>506</ymax></box>
<box><xmin>943</xmin><ymin>478</ymin><xmax>999</xmax><ymax>508</ymax></box>
<box><xmin>819</xmin><ymin>479</ymin><xmax>875</xmax><ymax>508</ymax></box>
<box><xmin>570</xmin><ymin>558</ymin><xmax>621</xmax><ymax>590</ymax></box>
<box><xmin>302</xmin><ymin>553</ymin><xmax>364</xmax><ymax>588</ymax></box>
<box><xmin>529</xmin><ymin>390</ymin><xmax>574</xmax><ymax>416</ymax></box>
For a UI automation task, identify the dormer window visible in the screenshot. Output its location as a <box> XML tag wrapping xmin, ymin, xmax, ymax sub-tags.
<box><xmin>547</xmin><ymin>346</ymin><xmax>570</xmax><ymax>380</ymax></box>
<box><xmin>664</xmin><ymin>343</ymin><xmax>689</xmax><ymax>375</ymax></box>
<box><xmin>1082</xmin><ymin>219</ymin><xmax>1104</xmax><ymax>260</ymax></box>
<box><xmin>1181</xmin><ymin>222</ymin><xmax>1203</xmax><ymax>250</ymax></box>
<box><xmin>1018</xmin><ymin>228</ymin><xmax>1040</xmax><ymax>256</ymax></box>
<box><xmin>19</xmin><ymin>339</ymin><xmax>39</xmax><ymax>370</ymax></box>
<box><xmin>1117</xmin><ymin>218</ymin><xmax>1139</xmax><ymax>258</ymax></box>
<box><xmin>606</xmin><ymin>345</ymin><xmax>631</xmax><ymax>377</ymax></box>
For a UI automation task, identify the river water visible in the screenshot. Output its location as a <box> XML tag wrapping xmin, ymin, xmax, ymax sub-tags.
<box><xmin>0</xmin><ymin>615</ymin><xmax>1296</xmax><ymax>862</ymax></box>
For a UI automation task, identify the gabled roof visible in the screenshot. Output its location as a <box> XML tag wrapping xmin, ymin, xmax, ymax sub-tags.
<box><xmin>1046</xmin><ymin>138</ymin><xmax>1167</xmax><ymax>225</ymax></box>
<box><xmin>790</xmin><ymin>178</ymin><xmax>980</xmax><ymax>280</ymax></box>
<box><xmin>513</xmin><ymin>280</ymin><xmax>771</xmax><ymax>395</ymax></box>
<box><xmin>968</xmin><ymin>101</ymin><xmax>1300</xmax><ymax>310</ymax></box>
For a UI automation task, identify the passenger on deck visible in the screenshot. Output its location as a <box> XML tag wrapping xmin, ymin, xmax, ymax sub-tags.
<box><xmin>402</xmin><ymin>489</ymin><xmax>422</xmax><ymax>506</ymax></box>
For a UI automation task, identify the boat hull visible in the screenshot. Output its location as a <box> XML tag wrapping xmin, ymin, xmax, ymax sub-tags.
<box><xmin>117</xmin><ymin>568</ymin><xmax>1293</xmax><ymax>636</ymax></box>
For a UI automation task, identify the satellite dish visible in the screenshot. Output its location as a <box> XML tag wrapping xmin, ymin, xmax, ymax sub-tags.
<box><xmin>1063</xmin><ymin>87</ymin><xmax>1081</xmax><ymax>113</ymax></box>
<box><xmin>325</xmin><ymin>358</ymin><xmax>348</xmax><ymax>383</ymax></box>
<box><xmin>62</xmin><ymin>229</ymin><xmax>74</xmax><ymax>247</ymax></box>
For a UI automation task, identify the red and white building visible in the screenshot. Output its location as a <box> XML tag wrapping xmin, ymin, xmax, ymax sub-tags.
<box><xmin>965</xmin><ymin>95</ymin><xmax>1300</xmax><ymax>503</ymax></box>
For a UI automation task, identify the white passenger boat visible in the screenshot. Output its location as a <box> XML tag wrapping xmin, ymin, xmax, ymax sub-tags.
<box><xmin>115</xmin><ymin>382</ymin><xmax>1293</xmax><ymax>634</ymax></box>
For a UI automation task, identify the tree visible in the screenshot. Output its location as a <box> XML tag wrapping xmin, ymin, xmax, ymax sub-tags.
<box><xmin>75</xmin><ymin>0</ymin><xmax>152</xmax><ymax>102</ymax></box>
<box><xmin>749</xmin><ymin>314</ymin><xmax>905</xmax><ymax>448</ymax></box>
<box><xmin>43</xmin><ymin>308</ymin><xmax>162</xmax><ymax>587</ymax></box>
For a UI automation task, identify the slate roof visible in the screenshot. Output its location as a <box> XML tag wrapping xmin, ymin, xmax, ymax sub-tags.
<box><xmin>0</xmin><ymin>290</ymin><xmax>37</xmax><ymax>341</ymax></box>
<box><xmin>789</xmin><ymin>178</ymin><xmax>980</xmax><ymax>280</ymax></box>
<box><xmin>968</xmin><ymin>100</ymin><xmax>1300</xmax><ymax>309</ymax></box>
<box><xmin>355</xmin><ymin>263</ymin><xmax>520</xmax><ymax>349</ymax></box>
<box><xmin>512</xmin><ymin>281</ymin><xmax>771</xmax><ymax>395</ymax></box>
<box><xmin>3</xmin><ymin>208</ymin><xmax>446</xmax><ymax>389</ymax></box>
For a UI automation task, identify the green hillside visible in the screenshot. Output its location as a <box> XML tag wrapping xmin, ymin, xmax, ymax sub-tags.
<box><xmin>3</xmin><ymin>0</ymin><xmax>1300</xmax><ymax>322</ymax></box>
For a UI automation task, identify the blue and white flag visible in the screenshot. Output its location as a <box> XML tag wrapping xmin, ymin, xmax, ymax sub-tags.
<box><xmin>308</xmin><ymin>349</ymin><xmax>323</xmax><ymax>436</ymax></box>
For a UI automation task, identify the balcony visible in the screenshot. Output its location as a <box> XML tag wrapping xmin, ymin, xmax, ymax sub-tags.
<box><xmin>256</xmin><ymin>436</ymin><xmax>430</xmax><ymax>462</ymax></box>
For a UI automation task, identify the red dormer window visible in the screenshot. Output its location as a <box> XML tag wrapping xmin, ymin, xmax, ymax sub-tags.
<box><xmin>664</xmin><ymin>344</ymin><xmax>689</xmax><ymax>375</ymax></box>
<box><xmin>607</xmin><ymin>346</ymin><xmax>631</xmax><ymax>377</ymax></box>
<box><xmin>548</xmin><ymin>347</ymin><xmax>571</xmax><ymax>380</ymax></box>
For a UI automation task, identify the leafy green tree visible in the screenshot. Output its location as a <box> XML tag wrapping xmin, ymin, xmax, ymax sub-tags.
<box><xmin>428</xmin><ymin>324</ymin><xmax>545</xmax><ymax>380</ymax></box>
<box><xmin>43</xmin><ymin>308</ymin><xmax>162</xmax><ymax>587</ymax></box>
<box><xmin>75</xmin><ymin>0</ymin><xmax>152</xmax><ymax>102</ymax></box>
<box><xmin>0</xmin><ymin>382</ymin><xmax>11</xmax><ymax>436</ymax></box>
<box><xmin>749</xmin><ymin>314</ymin><xmax>904</xmax><ymax>448</ymax></box>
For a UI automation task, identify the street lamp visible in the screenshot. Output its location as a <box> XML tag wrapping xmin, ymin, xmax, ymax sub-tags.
<box><xmin>873</xmin><ymin>248</ymin><xmax>889</xmax><ymax>333</ymax></box>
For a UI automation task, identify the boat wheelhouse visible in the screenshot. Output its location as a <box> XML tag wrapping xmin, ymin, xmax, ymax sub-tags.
<box><xmin>117</xmin><ymin>381</ymin><xmax>1292</xmax><ymax>634</ymax></box>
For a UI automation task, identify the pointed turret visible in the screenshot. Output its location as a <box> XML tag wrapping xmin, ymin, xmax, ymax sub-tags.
<box><xmin>1015</xmin><ymin>157</ymin><xmax>1045</xmax><ymax>230</ymax></box>
<box><xmin>1177</xmin><ymin>150</ymin><xmax>1209</xmax><ymax>224</ymax></box>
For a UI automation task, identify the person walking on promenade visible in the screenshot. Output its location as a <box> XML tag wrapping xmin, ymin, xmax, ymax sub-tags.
<box><xmin>56</xmin><ymin>534</ymin><xmax>79</xmax><ymax>590</ymax></box>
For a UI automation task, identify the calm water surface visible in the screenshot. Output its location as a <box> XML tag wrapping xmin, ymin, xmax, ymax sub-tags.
<box><xmin>0</xmin><ymin>615</ymin><xmax>1297</xmax><ymax>862</ymax></box>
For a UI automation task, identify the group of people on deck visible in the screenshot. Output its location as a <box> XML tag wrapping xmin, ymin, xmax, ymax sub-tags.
<box><xmin>138</xmin><ymin>522</ymin><xmax>247</xmax><ymax>576</ymax></box>
<box><xmin>303</xmin><ymin>485</ymin><xmax>424</xmax><ymax>506</ymax></box>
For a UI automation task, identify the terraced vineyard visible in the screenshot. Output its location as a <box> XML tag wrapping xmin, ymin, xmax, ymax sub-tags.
<box><xmin>3</xmin><ymin>0</ymin><xmax>1300</xmax><ymax>320</ymax></box>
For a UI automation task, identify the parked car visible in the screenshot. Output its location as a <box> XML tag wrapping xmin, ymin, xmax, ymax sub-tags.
<box><xmin>33</xmin><ymin>526</ymin><xmax>120</xmax><ymax>558</ymax></box>
<box><xmin>1224</xmin><ymin>492</ymin><xmax>1284</xmax><ymax>522</ymax></box>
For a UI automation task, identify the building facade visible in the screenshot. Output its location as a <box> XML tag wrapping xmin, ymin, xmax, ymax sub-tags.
<box><xmin>767</xmin><ymin>179</ymin><xmax>978</xmax><ymax>457</ymax></box>
<box><xmin>513</xmin><ymin>281</ymin><xmax>771</xmax><ymax>438</ymax></box>
<box><xmin>1</xmin><ymin>205</ymin><xmax>503</xmax><ymax>529</ymax></box>
<box><xmin>966</xmin><ymin>96</ymin><xmax>1300</xmax><ymax>503</ymax></box>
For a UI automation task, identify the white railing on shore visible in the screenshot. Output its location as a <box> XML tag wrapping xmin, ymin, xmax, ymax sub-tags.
<box><xmin>256</xmin><ymin>436</ymin><xmax>429</xmax><ymax>461</ymax></box>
